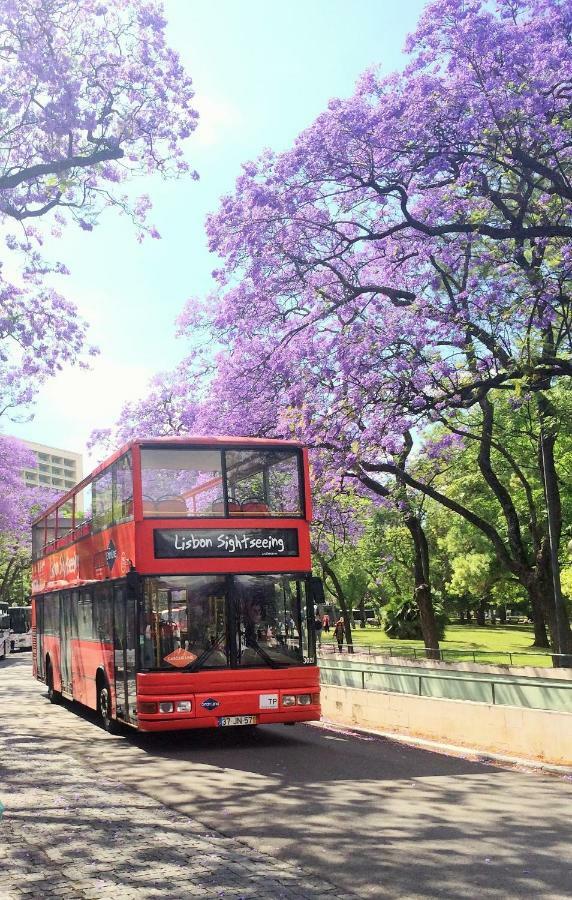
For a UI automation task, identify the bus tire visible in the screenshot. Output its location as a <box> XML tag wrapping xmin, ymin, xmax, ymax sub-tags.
<box><xmin>97</xmin><ymin>678</ymin><xmax>121</xmax><ymax>735</ymax></box>
<box><xmin>46</xmin><ymin>658</ymin><xmax>62</xmax><ymax>704</ymax></box>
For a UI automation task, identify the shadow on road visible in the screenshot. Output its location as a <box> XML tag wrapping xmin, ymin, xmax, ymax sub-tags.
<box><xmin>2</xmin><ymin>653</ymin><xmax>572</xmax><ymax>899</ymax></box>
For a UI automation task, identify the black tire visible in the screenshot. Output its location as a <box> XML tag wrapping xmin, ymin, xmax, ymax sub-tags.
<box><xmin>46</xmin><ymin>660</ymin><xmax>62</xmax><ymax>704</ymax></box>
<box><xmin>97</xmin><ymin>681</ymin><xmax>121</xmax><ymax>734</ymax></box>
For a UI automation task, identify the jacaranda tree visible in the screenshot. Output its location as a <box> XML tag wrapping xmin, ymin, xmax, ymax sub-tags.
<box><xmin>185</xmin><ymin>0</ymin><xmax>572</xmax><ymax>654</ymax></box>
<box><xmin>99</xmin><ymin>0</ymin><xmax>572</xmax><ymax>654</ymax></box>
<box><xmin>0</xmin><ymin>0</ymin><xmax>198</xmax><ymax>420</ymax></box>
<box><xmin>0</xmin><ymin>0</ymin><xmax>198</xmax><ymax>542</ymax></box>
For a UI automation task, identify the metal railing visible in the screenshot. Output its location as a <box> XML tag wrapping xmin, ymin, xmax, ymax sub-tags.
<box><xmin>319</xmin><ymin>663</ymin><xmax>572</xmax><ymax>712</ymax></box>
<box><xmin>318</xmin><ymin>641</ymin><xmax>572</xmax><ymax>668</ymax></box>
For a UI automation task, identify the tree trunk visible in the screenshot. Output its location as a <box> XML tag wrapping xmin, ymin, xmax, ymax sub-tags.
<box><xmin>321</xmin><ymin>558</ymin><xmax>354</xmax><ymax>653</ymax></box>
<box><xmin>405</xmin><ymin>515</ymin><xmax>441</xmax><ymax>660</ymax></box>
<box><xmin>529</xmin><ymin>589</ymin><xmax>550</xmax><ymax>648</ymax></box>
<box><xmin>476</xmin><ymin>599</ymin><xmax>486</xmax><ymax>627</ymax></box>
<box><xmin>528</xmin><ymin>554</ymin><xmax>572</xmax><ymax>655</ymax></box>
<box><xmin>537</xmin><ymin>416</ymin><xmax>572</xmax><ymax>658</ymax></box>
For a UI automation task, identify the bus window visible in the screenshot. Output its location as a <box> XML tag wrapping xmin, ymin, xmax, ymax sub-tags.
<box><xmin>236</xmin><ymin>575</ymin><xmax>311</xmax><ymax>667</ymax></box>
<box><xmin>75</xmin><ymin>483</ymin><xmax>92</xmax><ymax>535</ymax></box>
<box><xmin>140</xmin><ymin>448</ymin><xmax>223</xmax><ymax>517</ymax></box>
<box><xmin>113</xmin><ymin>454</ymin><xmax>133</xmax><ymax>522</ymax></box>
<box><xmin>57</xmin><ymin>501</ymin><xmax>74</xmax><ymax>543</ymax></box>
<box><xmin>44</xmin><ymin>593</ymin><xmax>60</xmax><ymax>636</ymax></box>
<box><xmin>141</xmin><ymin>575</ymin><xmax>228</xmax><ymax>669</ymax></box>
<box><xmin>93</xmin><ymin>469</ymin><xmax>113</xmax><ymax>532</ymax></box>
<box><xmin>32</xmin><ymin>520</ymin><xmax>44</xmax><ymax>561</ymax></box>
<box><xmin>45</xmin><ymin>513</ymin><xmax>57</xmax><ymax>552</ymax></box>
<box><xmin>77</xmin><ymin>590</ymin><xmax>94</xmax><ymax>639</ymax></box>
<box><xmin>224</xmin><ymin>449</ymin><xmax>302</xmax><ymax>516</ymax></box>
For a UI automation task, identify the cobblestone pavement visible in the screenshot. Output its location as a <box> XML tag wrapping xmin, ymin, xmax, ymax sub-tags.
<box><xmin>0</xmin><ymin>657</ymin><xmax>345</xmax><ymax>900</ymax></box>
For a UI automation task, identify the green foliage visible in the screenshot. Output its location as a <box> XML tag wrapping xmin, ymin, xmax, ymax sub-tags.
<box><xmin>383</xmin><ymin>597</ymin><xmax>447</xmax><ymax>641</ymax></box>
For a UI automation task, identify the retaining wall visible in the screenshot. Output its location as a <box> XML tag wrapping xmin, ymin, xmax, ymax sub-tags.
<box><xmin>321</xmin><ymin>683</ymin><xmax>572</xmax><ymax>766</ymax></box>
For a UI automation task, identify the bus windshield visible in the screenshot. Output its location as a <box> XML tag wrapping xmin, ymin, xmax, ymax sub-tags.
<box><xmin>140</xmin><ymin>446</ymin><xmax>302</xmax><ymax>517</ymax></box>
<box><xmin>141</xmin><ymin>574</ymin><xmax>312</xmax><ymax>670</ymax></box>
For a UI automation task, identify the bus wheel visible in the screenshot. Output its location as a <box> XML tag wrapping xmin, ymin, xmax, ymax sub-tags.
<box><xmin>46</xmin><ymin>660</ymin><xmax>62</xmax><ymax>704</ymax></box>
<box><xmin>98</xmin><ymin>682</ymin><xmax>121</xmax><ymax>735</ymax></box>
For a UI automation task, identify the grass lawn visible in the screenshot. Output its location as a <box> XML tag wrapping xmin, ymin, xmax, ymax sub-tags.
<box><xmin>328</xmin><ymin>623</ymin><xmax>552</xmax><ymax>667</ymax></box>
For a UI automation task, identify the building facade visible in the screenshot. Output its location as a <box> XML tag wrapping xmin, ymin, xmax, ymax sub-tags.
<box><xmin>20</xmin><ymin>440</ymin><xmax>83</xmax><ymax>493</ymax></box>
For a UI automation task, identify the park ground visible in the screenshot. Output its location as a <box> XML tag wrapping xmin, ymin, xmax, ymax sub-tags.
<box><xmin>1</xmin><ymin>654</ymin><xmax>572</xmax><ymax>899</ymax></box>
<box><xmin>333</xmin><ymin>624</ymin><xmax>552</xmax><ymax>666</ymax></box>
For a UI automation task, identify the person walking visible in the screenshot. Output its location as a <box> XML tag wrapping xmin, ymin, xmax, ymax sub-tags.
<box><xmin>322</xmin><ymin>613</ymin><xmax>330</xmax><ymax>633</ymax></box>
<box><xmin>333</xmin><ymin>617</ymin><xmax>344</xmax><ymax>653</ymax></box>
<box><xmin>314</xmin><ymin>613</ymin><xmax>323</xmax><ymax>649</ymax></box>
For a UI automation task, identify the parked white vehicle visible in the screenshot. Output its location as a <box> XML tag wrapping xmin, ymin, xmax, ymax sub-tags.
<box><xmin>8</xmin><ymin>606</ymin><xmax>32</xmax><ymax>652</ymax></box>
<box><xmin>0</xmin><ymin>604</ymin><xmax>10</xmax><ymax>659</ymax></box>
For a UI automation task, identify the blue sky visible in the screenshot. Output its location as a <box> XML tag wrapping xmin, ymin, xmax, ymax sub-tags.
<box><xmin>9</xmin><ymin>0</ymin><xmax>427</xmax><ymax>464</ymax></box>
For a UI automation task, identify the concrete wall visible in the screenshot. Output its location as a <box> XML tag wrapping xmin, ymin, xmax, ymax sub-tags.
<box><xmin>320</xmin><ymin>661</ymin><xmax>572</xmax><ymax>712</ymax></box>
<box><xmin>321</xmin><ymin>684</ymin><xmax>572</xmax><ymax>766</ymax></box>
<box><xmin>321</xmin><ymin>649</ymin><xmax>572</xmax><ymax>680</ymax></box>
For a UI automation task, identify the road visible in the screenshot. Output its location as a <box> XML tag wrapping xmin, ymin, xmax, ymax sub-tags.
<box><xmin>2</xmin><ymin>655</ymin><xmax>572</xmax><ymax>899</ymax></box>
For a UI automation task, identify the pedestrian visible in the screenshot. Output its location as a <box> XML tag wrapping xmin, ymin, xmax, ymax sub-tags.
<box><xmin>322</xmin><ymin>613</ymin><xmax>330</xmax><ymax>633</ymax></box>
<box><xmin>333</xmin><ymin>617</ymin><xmax>344</xmax><ymax>653</ymax></box>
<box><xmin>314</xmin><ymin>613</ymin><xmax>323</xmax><ymax>648</ymax></box>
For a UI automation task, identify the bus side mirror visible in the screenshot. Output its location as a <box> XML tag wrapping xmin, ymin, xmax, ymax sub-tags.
<box><xmin>309</xmin><ymin>577</ymin><xmax>325</xmax><ymax>604</ymax></box>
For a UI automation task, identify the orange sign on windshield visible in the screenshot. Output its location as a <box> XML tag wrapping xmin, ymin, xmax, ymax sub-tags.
<box><xmin>163</xmin><ymin>648</ymin><xmax>197</xmax><ymax>668</ymax></box>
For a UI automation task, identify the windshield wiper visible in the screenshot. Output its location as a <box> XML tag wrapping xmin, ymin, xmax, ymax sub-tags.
<box><xmin>188</xmin><ymin>634</ymin><xmax>227</xmax><ymax>672</ymax></box>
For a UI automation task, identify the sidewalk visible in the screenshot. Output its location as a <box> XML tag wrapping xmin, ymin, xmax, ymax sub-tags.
<box><xmin>0</xmin><ymin>659</ymin><xmax>342</xmax><ymax>900</ymax></box>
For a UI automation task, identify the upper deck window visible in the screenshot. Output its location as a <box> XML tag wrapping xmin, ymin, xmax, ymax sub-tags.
<box><xmin>140</xmin><ymin>446</ymin><xmax>303</xmax><ymax>518</ymax></box>
<box><xmin>225</xmin><ymin>449</ymin><xmax>302</xmax><ymax>517</ymax></box>
<box><xmin>141</xmin><ymin>448</ymin><xmax>223</xmax><ymax>517</ymax></box>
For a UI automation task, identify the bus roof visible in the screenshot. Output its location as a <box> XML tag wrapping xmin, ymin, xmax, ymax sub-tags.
<box><xmin>32</xmin><ymin>435</ymin><xmax>305</xmax><ymax>524</ymax></box>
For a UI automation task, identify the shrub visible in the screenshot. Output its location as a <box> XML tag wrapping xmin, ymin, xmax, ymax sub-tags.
<box><xmin>383</xmin><ymin>597</ymin><xmax>447</xmax><ymax>640</ymax></box>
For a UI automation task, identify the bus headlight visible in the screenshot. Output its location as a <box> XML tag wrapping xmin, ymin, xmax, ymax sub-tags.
<box><xmin>176</xmin><ymin>701</ymin><xmax>192</xmax><ymax>713</ymax></box>
<box><xmin>282</xmin><ymin>695</ymin><xmax>296</xmax><ymax>706</ymax></box>
<box><xmin>297</xmin><ymin>694</ymin><xmax>312</xmax><ymax>706</ymax></box>
<box><xmin>158</xmin><ymin>701</ymin><xmax>174</xmax><ymax>713</ymax></box>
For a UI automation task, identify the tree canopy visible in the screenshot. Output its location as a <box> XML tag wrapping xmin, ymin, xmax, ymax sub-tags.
<box><xmin>98</xmin><ymin>0</ymin><xmax>572</xmax><ymax>654</ymax></box>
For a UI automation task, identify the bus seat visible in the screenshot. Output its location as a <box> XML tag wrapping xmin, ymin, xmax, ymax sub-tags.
<box><xmin>155</xmin><ymin>497</ymin><xmax>188</xmax><ymax>516</ymax></box>
<box><xmin>211</xmin><ymin>499</ymin><xmax>241</xmax><ymax>514</ymax></box>
<box><xmin>241</xmin><ymin>500</ymin><xmax>269</xmax><ymax>514</ymax></box>
<box><xmin>142</xmin><ymin>498</ymin><xmax>157</xmax><ymax>515</ymax></box>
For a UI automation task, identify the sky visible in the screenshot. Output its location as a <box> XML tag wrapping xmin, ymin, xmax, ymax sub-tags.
<box><xmin>8</xmin><ymin>0</ymin><xmax>428</xmax><ymax>467</ymax></box>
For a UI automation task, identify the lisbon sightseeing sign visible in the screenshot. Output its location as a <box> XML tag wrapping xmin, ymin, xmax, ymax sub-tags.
<box><xmin>154</xmin><ymin>528</ymin><xmax>299</xmax><ymax>559</ymax></box>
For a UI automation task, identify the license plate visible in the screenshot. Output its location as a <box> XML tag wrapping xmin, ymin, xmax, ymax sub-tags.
<box><xmin>218</xmin><ymin>715</ymin><xmax>257</xmax><ymax>727</ymax></box>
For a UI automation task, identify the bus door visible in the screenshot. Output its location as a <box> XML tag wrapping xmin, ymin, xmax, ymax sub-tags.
<box><xmin>113</xmin><ymin>584</ymin><xmax>137</xmax><ymax>723</ymax></box>
<box><xmin>60</xmin><ymin>592</ymin><xmax>74</xmax><ymax>694</ymax></box>
<box><xmin>35</xmin><ymin>598</ymin><xmax>44</xmax><ymax>679</ymax></box>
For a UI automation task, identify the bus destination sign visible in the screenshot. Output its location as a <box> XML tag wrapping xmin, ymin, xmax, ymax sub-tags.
<box><xmin>154</xmin><ymin>528</ymin><xmax>299</xmax><ymax>559</ymax></box>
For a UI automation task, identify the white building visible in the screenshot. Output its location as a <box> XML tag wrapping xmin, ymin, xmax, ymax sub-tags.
<box><xmin>18</xmin><ymin>439</ymin><xmax>83</xmax><ymax>493</ymax></box>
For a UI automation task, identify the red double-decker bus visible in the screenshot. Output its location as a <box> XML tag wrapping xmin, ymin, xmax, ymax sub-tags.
<box><xmin>31</xmin><ymin>437</ymin><xmax>323</xmax><ymax>733</ymax></box>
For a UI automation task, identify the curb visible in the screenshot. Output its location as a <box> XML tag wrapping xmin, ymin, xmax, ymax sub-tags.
<box><xmin>310</xmin><ymin>718</ymin><xmax>572</xmax><ymax>778</ymax></box>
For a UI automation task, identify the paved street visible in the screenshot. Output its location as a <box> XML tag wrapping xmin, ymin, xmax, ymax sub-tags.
<box><xmin>1</xmin><ymin>656</ymin><xmax>572</xmax><ymax>899</ymax></box>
